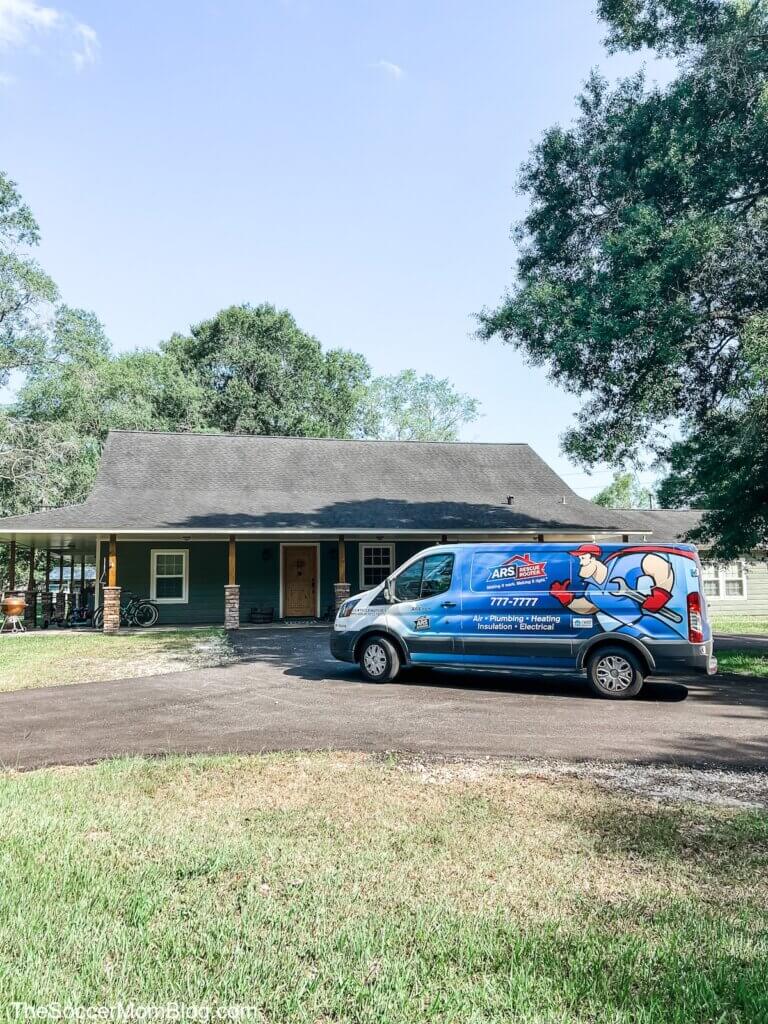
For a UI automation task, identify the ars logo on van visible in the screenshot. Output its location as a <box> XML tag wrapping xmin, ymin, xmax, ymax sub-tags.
<box><xmin>487</xmin><ymin>552</ymin><xmax>547</xmax><ymax>583</ymax></box>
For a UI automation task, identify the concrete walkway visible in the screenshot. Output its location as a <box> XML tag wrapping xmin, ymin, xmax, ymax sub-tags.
<box><xmin>0</xmin><ymin>628</ymin><xmax>765</xmax><ymax>770</ymax></box>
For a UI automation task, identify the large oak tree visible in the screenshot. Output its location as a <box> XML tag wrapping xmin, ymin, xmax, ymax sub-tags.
<box><xmin>163</xmin><ymin>304</ymin><xmax>372</xmax><ymax>439</ymax></box>
<box><xmin>478</xmin><ymin>0</ymin><xmax>768</xmax><ymax>557</ymax></box>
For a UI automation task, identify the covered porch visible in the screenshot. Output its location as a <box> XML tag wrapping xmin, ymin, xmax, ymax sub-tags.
<box><xmin>0</xmin><ymin>532</ymin><xmax>97</xmax><ymax>631</ymax></box>
<box><xmin>0</xmin><ymin>530</ymin><xmax>449</xmax><ymax>632</ymax></box>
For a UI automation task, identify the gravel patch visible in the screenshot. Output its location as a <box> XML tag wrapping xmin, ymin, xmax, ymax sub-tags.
<box><xmin>396</xmin><ymin>755</ymin><xmax>768</xmax><ymax>809</ymax></box>
<box><xmin>123</xmin><ymin>631</ymin><xmax>237</xmax><ymax>678</ymax></box>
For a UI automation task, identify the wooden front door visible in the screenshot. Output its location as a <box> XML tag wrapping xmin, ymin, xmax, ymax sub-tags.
<box><xmin>282</xmin><ymin>545</ymin><xmax>317</xmax><ymax>617</ymax></box>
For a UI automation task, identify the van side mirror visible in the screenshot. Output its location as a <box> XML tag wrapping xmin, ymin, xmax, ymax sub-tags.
<box><xmin>383</xmin><ymin>579</ymin><xmax>395</xmax><ymax>604</ymax></box>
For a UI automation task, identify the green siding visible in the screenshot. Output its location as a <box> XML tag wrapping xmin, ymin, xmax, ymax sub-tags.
<box><xmin>116</xmin><ymin>541</ymin><xmax>226</xmax><ymax>625</ymax></box>
<box><xmin>238</xmin><ymin>542</ymin><xmax>280</xmax><ymax>622</ymax></box>
<box><xmin>319</xmin><ymin>543</ymin><xmax>339</xmax><ymax>616</ymax></box>
<box><xmin>345</xmin><ymin>541</ymin><xmax>360</xmax><ymax>594</ymax></box>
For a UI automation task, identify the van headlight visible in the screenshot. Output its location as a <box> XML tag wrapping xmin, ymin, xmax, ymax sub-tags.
<box><xmin>338</xmin><ymin>599</ymin><xmax>360</xmax><ymax>618</ymax></box>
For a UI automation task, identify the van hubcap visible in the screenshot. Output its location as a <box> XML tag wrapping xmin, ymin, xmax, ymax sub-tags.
<box><xmin>363</xmin><ymin>643</ymin><xmax>387</xmax><ymax>677</ymax></box>
<box><xmin>595</xmin><ymin>655</ymin><xmax>633</xmax><ymax>692</ymax></box>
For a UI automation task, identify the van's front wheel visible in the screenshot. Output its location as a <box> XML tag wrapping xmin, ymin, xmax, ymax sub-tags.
<box><xmin>358</xmin><ymin>636</ymin><xmax>401</xmax><ymax>683</ymax></box>
<box><xmin>586</xmin><ymin>646</ymin><xmax>644</xmax><ymax>699</ymax></box>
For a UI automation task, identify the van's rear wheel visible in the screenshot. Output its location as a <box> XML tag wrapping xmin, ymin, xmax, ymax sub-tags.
<box><xmin>586</xmin><ymin>646</ymin><xmax>644</xmax><ymax>699</ymax></box>
<box><xmin>358</xmin><ymin>636</ymin><xmax>401</xmax><ymax>683</ymax></box>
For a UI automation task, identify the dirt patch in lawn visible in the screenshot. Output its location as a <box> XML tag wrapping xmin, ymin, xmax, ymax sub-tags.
<box><xmin>395</xmin><ymin>754</ymin><xmax>768</xmax><ymax>809</ymax></box>
<box><xmin>0</xmin><ymin>628</ymin><xmax>235</xmax><ymax>691</ymax></box>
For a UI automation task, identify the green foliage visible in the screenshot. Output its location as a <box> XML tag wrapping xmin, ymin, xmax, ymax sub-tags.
<box><xmin>479</xmin><ymin>0</ymin><xmax>768</xmax><ymax>553</ymax></box>
<box><xmin>1</xmin><ymin>306</ymin><xmax>205</xmax><ymax>517</ymax></box>
<box><xmin>164</xmin><ymin>304</ymin><xmax>371</xmax><ymax>437</ymax></box>
<box><xmin>592</xmin><ymin>471</ymin><xmax>652</xmax><ymax>508</ymax></box>
<box><xmin>715</xmin><ymin>650</ymin><xmax>768</xmax><ymax>677</ymax></box>
<box><xmin>0</xmin><ymin>171</ymin><xmax>58</xmax><ymax>386</ymax></box>
<box><xmin>360</xmin><ymin>369</ymin><xmax>481</xmax><ymax>441</ymax></box>
<box><xmin>657</xmin><ymin>313</ymin><xmax>768</xmax><ymax>556</ymax></box>
<box><xmin>598</xmin><ymin>0</ymin><xmax>732</xmax><ymax>53</ymax></box>
<box><xmin>708</xmin><ymin>613</ymin><xmax>768</xmax><ymax>634</ymax></box>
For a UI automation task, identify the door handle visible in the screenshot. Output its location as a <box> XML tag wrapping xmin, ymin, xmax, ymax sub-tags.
<box><xmin>441</xmin><ymin>601</ymin><xmax>457</xmax><ymax>608</ymax></box>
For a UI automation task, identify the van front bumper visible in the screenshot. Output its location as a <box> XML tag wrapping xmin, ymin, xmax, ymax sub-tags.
<box><xmin>330</xmin><ymin>630</ymin><xmax>357</xmax><ymax>663</ymax></box>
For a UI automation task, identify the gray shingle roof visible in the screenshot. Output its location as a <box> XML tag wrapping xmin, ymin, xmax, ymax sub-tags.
<box><xmin>0</xmin><ymin>430</ymin><xmax>656</xmax><ymax>534</ymax></box>
<box><xmin>614</xmin><ymin>508</ymin><xmax>703</xmax><ymax>543</ymax></box>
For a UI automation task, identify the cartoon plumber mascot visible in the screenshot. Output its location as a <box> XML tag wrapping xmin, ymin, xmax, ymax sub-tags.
<box><xmin>549</xmin><ymin>543</ymin><xmax>690</xmax><ymax>640</ymax></box>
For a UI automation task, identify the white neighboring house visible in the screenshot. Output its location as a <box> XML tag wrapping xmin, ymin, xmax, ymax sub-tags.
<box><xmin>620</xmin><ymin>508</ymin><xmax>767</xmax><ymax>620</ymax></box>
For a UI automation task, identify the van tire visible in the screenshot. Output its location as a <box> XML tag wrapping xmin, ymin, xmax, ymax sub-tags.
<box><xmin>358</xmin><ymin>635</ymin><xmax>401</xmax><ymax>683</ymax></box>
<box><xmin>586</xmin><ymin>645</ymin><xmax>644</xmax><ymax>700</ymax></box>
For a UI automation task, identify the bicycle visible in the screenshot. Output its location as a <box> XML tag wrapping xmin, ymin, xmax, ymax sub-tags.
<box><xmin>93</xmin><ymin>591</ymin><xmax>159</xmax><ymax>629</ymax></box>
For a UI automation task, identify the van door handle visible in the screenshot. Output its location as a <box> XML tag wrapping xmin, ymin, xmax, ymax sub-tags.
<box><xmin>441</xmin><ymin>601</ymin><xmax>457</xmax><ymax>608</ymax></box>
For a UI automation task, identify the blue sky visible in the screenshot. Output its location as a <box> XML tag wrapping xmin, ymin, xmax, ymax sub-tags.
<box><xmin>0</xmin><ymin>0</ymin><xmax>670</xmax><ymax>497</ymax></box>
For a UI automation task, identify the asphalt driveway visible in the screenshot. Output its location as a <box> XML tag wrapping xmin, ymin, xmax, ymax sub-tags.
<box><xmin>0</xmin><ymin>627</ymin><xmax>765</xmax><ymax>770</ymax></box>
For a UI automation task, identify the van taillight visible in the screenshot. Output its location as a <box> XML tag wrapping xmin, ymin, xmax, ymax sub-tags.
<box><xmin>687</xmin><ymin>591</ymin><xmax>704</xmax><ymax>643</ymax></box>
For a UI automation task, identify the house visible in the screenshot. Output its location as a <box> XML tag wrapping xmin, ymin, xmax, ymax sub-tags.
<box><xmin>0</xmin><ymin>430</ymin><xmax>761</xmax><ymax>629</ymax></box>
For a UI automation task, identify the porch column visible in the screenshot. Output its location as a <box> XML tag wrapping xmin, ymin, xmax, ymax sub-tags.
<box><xmin>103</xmin><ymin>533</ymin><xmax>121</xmax><ymax>633</ymax></box>
<box><xmin>55</xmin><ymin>551</ymin><xmax>65</xmax><ymax>619</ymax></box>
<box><xmin>24</xmin><ymin>543</ymin><xmax>37</xmax><ymax>628</ymax></box>
<box><xmin>224</xmin><ymin>534</ymin><xmax>239</xmax><ymax>630</ymax></box>
<box><xmin>8</xmin><ymin>538</ymin><xmax>16</xmax><ymax>591</ymax></box>
<box><xmin>334</xmin><ymin>535</ymin><xmax>351</xmax><ymax>610</ymax></box>
<box><xmin>68</xmin><ymin>552</ymin><xmax>75</xmax><ymax>615</ymax></box>
<box><xmin>42</xmin><ymin>550</ymin><xmax>53</xmax><ymax>627</ymax></box>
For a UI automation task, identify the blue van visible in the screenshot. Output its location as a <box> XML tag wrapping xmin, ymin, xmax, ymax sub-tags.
<box><xmin>330</xmin><ymin>542</ymin><xmax>716</xmax><ymax>698</ymax></box>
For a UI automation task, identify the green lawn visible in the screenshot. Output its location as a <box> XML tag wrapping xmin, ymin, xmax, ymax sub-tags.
<box><xmin>716</xmin><ymin>649</ymin><xmax>768</xmax><ymax>678</ymax></box>
<box><xmin>710</xmin><ymin>614</ymin><xmax>768</xmax><ymax>635</ymax></box>
<box><xmin>0</xmin><ymin>753</ymin><xmax>765</xmax><ymax>1022</ymax></box>
<box><xmin>0</xmin><ymin>628</ymin><xmax>233</xmax><ymax>691</ymax></box>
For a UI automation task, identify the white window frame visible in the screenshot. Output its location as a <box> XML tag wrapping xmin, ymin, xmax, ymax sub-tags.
<box><xmin>701</xmin><ymin>560</ymin><xmax>748</xmax><ymax>601</ymax></box>
<box><xmin>359</xmin><ymin>543</ymin><xmax>395</xmax><ymax>591</ymax></box>
<box><xmin>150</xmin><ymin>548</ymin><xmax>189</xmax><ymax>604</ymax></box>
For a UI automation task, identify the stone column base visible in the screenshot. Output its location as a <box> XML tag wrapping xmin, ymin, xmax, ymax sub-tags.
<box><xmin>224</xmin><ymin>584</ymin><xmax>240</xmax><ymax>630</ymax></box>
<box><xmin>41</xmin><ymin>591</ymin><xmax>54</xmax><ymax>626</ymax></box>
<box><xmin>334</xmin><ymin>582</ymin><xmax>351</xmax><ymax>610</ymax></box>
<box><xmin>102</xmin><ymin>586</ymin><xmax>122</xmax><ymax>633</ymax></box>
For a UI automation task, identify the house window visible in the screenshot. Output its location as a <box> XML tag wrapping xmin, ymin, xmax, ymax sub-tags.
<box><xmin>701</xmin><ymin>561</ymin><xmax>746</xmax><ymax>600</ymax></box>
<box><xmin>359</xmin><ymin>544</ymin><xmax>395</xmax><ymax>589</ymax></box>
<box><xmin>150</xmin><ymin>549</ymin><xmax>189</xmax><ymax>603</ymax></box>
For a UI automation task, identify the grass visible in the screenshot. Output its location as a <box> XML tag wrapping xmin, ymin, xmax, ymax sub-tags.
<box><xmin>710</xmin><ymin>614</ymin><xmax>768</xmax><ymax>635</ymax></box>
<box><xmin>716</xmin><ymin>649</ymin><xmax>768</xmax><ymax>678</ymax></box>
<box><xmin>0</xmin><ymin>627</ymin><xmax>233</xmax><ymax>691</ymax></box>
<box><xmin>0</xmin><ymin>752</ymin><xmax>765</xmax><ymax>1022</ymax></box>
